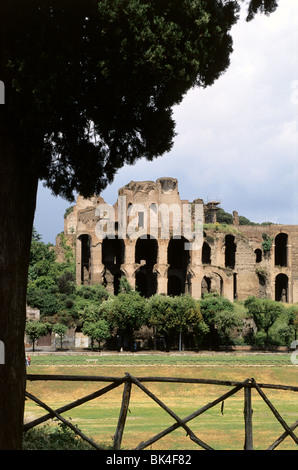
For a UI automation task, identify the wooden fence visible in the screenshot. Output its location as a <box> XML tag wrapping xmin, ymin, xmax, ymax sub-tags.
<box><xmin>24</xmin><ymin>373</ymin><xmax>298</xmax><ymax>450</ymax></box>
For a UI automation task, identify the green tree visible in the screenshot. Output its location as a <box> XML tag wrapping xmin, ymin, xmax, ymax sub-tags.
<box><xmin>28</xmin><ymin>229</ymin><xmax>57</xmax><ymax>283</ymax></box>
<box><xmin>146</xmin><ymin>294</ymin><xmax>174</xmax><ymax>345</ymax></box>
<box><xmin>287</xmin><ymin>306</ymin><xmax>298</xmax><ymax>342</ymax></box>
<box><xmin>75</xmin><ymin>284</ymin><xmax>110</xmax><ymax>317</ymax></box>
<box><xmin>103</xmin><ymin>292</ymin><xmax>147</xmax><ymax>351</ymax></box>
<box><xmin>0</xmin><ymin>0</ymin><xmax>278</xmax><ymax>450</ymax></box>
<box><xmin>27</xmin><ymin>283</ymin><xmax>61</xmax><ymax>316</ymax></box>
<box><xmin>245</xmin><ymin>0</ymin><xmax>278</xmax><ymax>21</ymax></box>
<box><xmin>118</xmin><ymin>276</ymin><xmax>133</xmax><ymax>294</ymax></box>
<box><xmin>261</xmin><ymin>234</ymin><xmax>273</xmax><ymax>255</ymax></box>
<box><xmin>27</xmin><ymin>228</ymin><xmax>76</xmax><ymax>320</ymax></box>
<box><xmin>147</xmin><ymin>294</ymin><xmax>207</xmax><ymax>351</ymax></box>
<box><xmin>57</xmin><ymin>272</ymin><xmax>76</xmax><ymax>296</ymax></box>
<box><xmin>275</xmin><ymin>325</ymin><xmax>294</xmax><ymax>347</ymax></box>
<box><xmin>217</xmin><ymin>208</ymin><xmax>233</xmax><ymax>224</ymax></box>
<box><xmin>52</xmin><ymin>324</ymin><xmax>68</xmax><ymax>350</ymax></box>
<box><xmin>238</xmin><ymin>215</ymin><xmax>253</xmax><ymax>225</ymax></box>
<box><xmin>200</xmin><ymin>293</ymin><xmax>234</xmax><ymax>348</ymax></box>
<box><xmin>244</xmin><ymin>296</ymin><xmax>284</xmax><ymax>347</ymax></box>
<box><xmin>214</xmin><ymin>309</ymin><xmax>243</xmax><ymax>349</ymax></box>
<box><xmin>82</xmin><ymin>320</ymin><xmax>111</xmax><ymax>351</ymax></box>
<box><xmin>25</xmin><ymin>321</ymin><xmax>49</xmax><ymax>352</ymax></box>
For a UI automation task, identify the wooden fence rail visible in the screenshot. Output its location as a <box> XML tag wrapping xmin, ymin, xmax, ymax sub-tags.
<box><xmin>25</xmin><ymin>374</ymin><xmax>298</xmax><ymax>451</ymax></box>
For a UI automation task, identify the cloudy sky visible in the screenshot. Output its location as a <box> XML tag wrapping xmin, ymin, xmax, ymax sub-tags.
<box><xmin>34</xmin><ymin>1</ymin><xmax>298</xmax><ymax>243</ymax></box>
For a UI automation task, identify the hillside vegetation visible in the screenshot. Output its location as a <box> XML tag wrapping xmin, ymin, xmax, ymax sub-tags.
<box><xmin>26</xmin><ymin>229</ymin><xmax>298</xmax><ymax>351</ymax></box>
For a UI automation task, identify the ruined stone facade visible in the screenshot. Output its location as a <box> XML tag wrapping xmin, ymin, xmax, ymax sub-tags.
<box><xmin>62</xmin><ymin>177</ymin><xmax>298</xmax><ymax>303</ymax></box>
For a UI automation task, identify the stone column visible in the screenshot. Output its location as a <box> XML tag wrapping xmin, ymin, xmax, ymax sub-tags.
<box><xmin>123</xmin><ymin>238</ymin><xmax>136</xmax><ymax>289</ymax></box>
<box><xmin>156</xmin><ymin>266</ymin><xmax>168</xmax><ymax>294</ymax></box>
<box><xmin>189</xmin><ymin>268</ymin><xmax>202</xmax><ymax>300</ymax></box>
<box><xmin>156</xmin><ymin>239</ymin><xmax>168</xmax><ymax>294</ymax></box>
<box><xmin>222</xmin><ymin>274</ymin><xmax>233</xmax><ymax>302</ymax></box>
<box><xmin>91</xmin><ymin>238</ymin><xmax>104</xmax><ymax>284</ymax></box>
<box><xmin>76</xmin><ymin>235</ymin><xmax>82</xmax><ymax>285</ymax></box>
<box><xmin>287</xmin><ymin>242</ymin><xmax>292</xmax><ymax>269</ymax></box>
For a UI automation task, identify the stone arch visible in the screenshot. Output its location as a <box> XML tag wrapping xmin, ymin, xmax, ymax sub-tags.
<box><xmin>275</xmin><ymin>233</ymin><xmax>288</xmax><ymax>267</ymax></box>
<box><xmin>201</xmin><ymin>276</ymin><xmax>211</xmax><ymax>295</ymax></box>
<box><xmin>225</xmin><ymin>234</ymin><xmax>236</xmax><ymax>269</ymax></box>
<box><xmin>201</xmin><ymin>272</ymin><xmax>223</xmax><ymax>296</ymax></box>
<box><xmin>255</xmin><ymin>248</ymin><xmax>262</xmax><ymax>263</ymax></box>
<box><xmin>275</xmin><ymin>273</ymin><xmax>289</xmax><ymax>302</ymax></box>
<box><xmin>167</xmin><ymin>236</ymin><xmax>190</xmax><ymax>268</ymax></box>
<box><xmin>102</xmin><ymin>237</ymin><xmax>125</xmax><ymax>265</ymax></box>
<box><xmin>135</xmin><ymin>235</ymin><xmax>158</xmax><ymax>266</ymax></box>
<box><xmin>167</xmin><ymin>237</ymin><xmax>190</xmax><ymax>295</ymax></box>
<box><xmin>201</xmin><ymin>267</ymin><xmax>229</xmax><ymax>298</ymax></box>
<box><xmin>135</xmin><ymin>235</ymin><xmax>158</xmax><ymax>297</ymax></box>
<box><xmin>202</xmin><ymin>241</ymin><xmax>211</xmax><ymax>264</ymax></box>
<box><xmin>102</xmin><ymin>236</ymin><xmax>125</xmax><ymax>294</ymax></box>
<box><xmin>135</xmin><ymin>267</ymin><xmax>157</xmax><ymax>298</ymax></box>
<box><xmin>211</xmin><ymin>272</ymin><xmax>223</xmax><ymax>296</ymax></box>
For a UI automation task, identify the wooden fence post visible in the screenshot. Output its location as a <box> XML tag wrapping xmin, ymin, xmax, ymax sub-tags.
<box><xmin>113</xmin><ymin>380</ymin><xmax>132</xmax><ymax>450</ymax></box>
<box><xmin>244</xmin><ymin>385</ymin><xmax>253</xmax><ymax>450</ymax></box>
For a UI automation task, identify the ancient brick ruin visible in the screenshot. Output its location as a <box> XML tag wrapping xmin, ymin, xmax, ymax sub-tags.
<box><xmin>61</xmin><ymin>177</ymin><xmax>298</xmax><ymax>303</ymax></box>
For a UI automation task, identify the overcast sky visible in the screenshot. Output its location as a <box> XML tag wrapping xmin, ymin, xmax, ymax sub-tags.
<box><xmin>34</xmin><ymin>1</ymin><xmax>298</xmax><ymax>243</ymax></box>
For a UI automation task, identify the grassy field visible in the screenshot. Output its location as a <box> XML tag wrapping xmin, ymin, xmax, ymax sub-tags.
<box><xmin>27</xmin><ymin>351</ymin><xmax>294</xmax><ymax>365</ymax></box>
<box><xmin>24</xmin><ymin>353</ymin><xmax>298</xmax><ymax>451</ymax></box>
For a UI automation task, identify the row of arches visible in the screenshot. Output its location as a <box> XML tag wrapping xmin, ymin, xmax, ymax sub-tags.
<box><xmin>79</xmin><ymin>234</ymin><xmax>191</xmax><ymax>296</ymax></box>
<box><xmin>80</xmin><ymin>233</ymin><xmax>238</xmax><ymax>279</ymax></box>
<box><xmin>78</xmin><ymin>232</ymin><xmax>291</xmax><ymax>301</ymax></box>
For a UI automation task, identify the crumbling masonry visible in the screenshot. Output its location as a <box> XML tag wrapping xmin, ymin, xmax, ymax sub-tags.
<box><xmin>60</xmin><ymin>177</ymin><xmax>298</xmax><ymax>303</ymax></box>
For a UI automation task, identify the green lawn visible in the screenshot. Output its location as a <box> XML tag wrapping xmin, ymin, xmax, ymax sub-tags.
<box><xmin>27</xmin><ymin>352</ymin><xmax>294</xmax><ymax>366</ymax></box>
<box><xmin>24</xmin><ymin>354</ymin><xmax>298</xmax><ymax>451</ymax></box>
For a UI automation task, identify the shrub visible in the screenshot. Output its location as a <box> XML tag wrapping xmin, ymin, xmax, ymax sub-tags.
<box><xmin>22</xmin><ymin>422</ymin><xmax>95</xmax><ymax>450</ymax></box>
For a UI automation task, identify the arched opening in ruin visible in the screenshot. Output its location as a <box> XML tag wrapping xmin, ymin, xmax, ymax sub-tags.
<box><xmin>212</xmin><ymin>272</ymin><xmax>223</xmax><ymax>296</ymax></box>
<box><xmin>225</xmin><ymin>235</ymin><xmax>236</xmax><ymax>269</ymax></box>
<box><xmin>102</xmin><ymin>237</ymin><xmax>125</xmax><ymax>294</ymax></box>
<box><xmin>168</xmin><ymin>237</ymin><xmax>190</xmax><ymax>268</ymax></box>
<box><xmin>275</xmin><ymin>233</ymin><xmax>288</xmax><ymax>267</ymax></box>
<box><xmin>202</xmin><ymin>241</ymin><xmax>211</xmax><ymax>264</ymax></box>
<box><xmin>136</xmin><ymin>271</ymin><xmax>146</xmax><ymax>296</ymax></box>
<box><xmin>167</xmin><ymin>275</ymin><xmax>183</xmax><ymax>296</ymax></box>
<box><xmin>167</xmin><ymin>237</ymin><xmax>190</xmax><ymax>295</ymax></box>
<box><xmin>102</xmin><ymin>237</ymin><xmax>125</xmax><ymax>265</ymax></box>
<box><xmin>201</xmin><ymin>272</ymin><xmax>223</xmax><ymax>297</ymax></box>
<box><xmin>255</xmin><ymin>249</ymin><xmax>262</xmax><ymax>263</ymax></box>
<box><xmin>79</xmin><ymin>234</ymin><xmax>91</xmax><ymax>285</ymax></box>
<box><xmin>201</xmin><ymin>276</ymin><xmax>211</xmax><ymax>295</ymax></box>
<box><xmin>275</xmin><ymin>273</ymin><xmax>289</xmax><ymax>302</ymax></box>
<box><xmin>135</xmin><ymin>236</ymin><xmax>158</xmax><ymax>297</ymax></box>
<box><xmin>113</xmin><ymin>271</ymin><xmax>125</xmax><ymax>295</ymax></box>
<box><xmin>135</xmin><ymin>235</ymin><xmax>157</xmax><ymax>266</ymax></box>
<box><xmin>257</xmin><ymin>273</ymin><xmax>266</xmax><ymax>298</ymax></box>
<box><xmin>136</xmin><ymin>269</ymin><xmax>157</xmax><ymax>298</ymax></box>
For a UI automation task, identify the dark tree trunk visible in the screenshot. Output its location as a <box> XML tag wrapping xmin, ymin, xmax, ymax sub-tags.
<box><xmin>0</xmin><ymin>118</ymin><xmax>38</xmax><ymax>449</ymax></box>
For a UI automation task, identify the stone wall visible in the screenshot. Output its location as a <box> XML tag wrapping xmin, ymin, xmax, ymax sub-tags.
<box><xmin>62</xmin><ymin>177</ymin><xmax>298</xmax><ymax>303</ymax></box>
